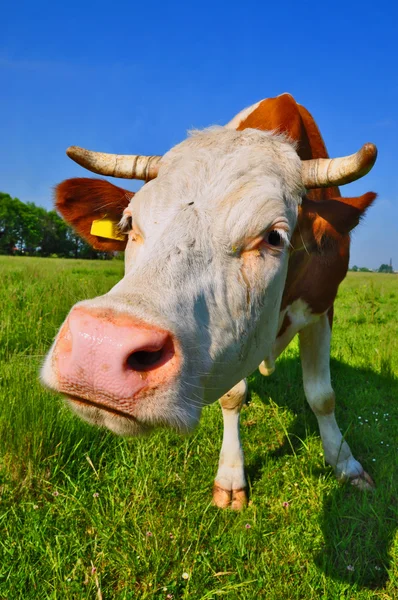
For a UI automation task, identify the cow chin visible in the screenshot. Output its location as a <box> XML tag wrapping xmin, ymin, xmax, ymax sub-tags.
<box><xmin>64</xmin><ymin>391</ymin><xmax>202</xmax><ymax>437</ymax></box>
<box><xmin>66</xmin><ymin>397</ymin><xmax>153</xmax><ymax>436</ymax></box>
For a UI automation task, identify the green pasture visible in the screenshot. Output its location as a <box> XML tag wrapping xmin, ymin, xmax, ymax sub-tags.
<box><xmin>0</xmin><ymin>256</ymin><xmax>397</xmax><ymax>599</ymax></box>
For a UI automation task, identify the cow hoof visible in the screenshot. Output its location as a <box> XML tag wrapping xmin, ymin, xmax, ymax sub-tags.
<box><xmin>259</xmin><ymin>360</ymin><xmax>275</xmax><ymax>376</ymax></box>
<box><xmin>231</xmin><ymin>488</ymin><xmax>248</xmax><ymax>511</ymax></box>
<box><xmin>212</xmin><ymin>485</ymin><xmax>248</xmax><ymax>509</ymax></box>
<box><xmin>212</xmin><ymin>484</ymin><xmax>231</xmax><ymax>508</ymax></box>
<box><xmin>350</xmin><ymin>470</ymin><xmax>375</xmax><ymax>491</ymax></box>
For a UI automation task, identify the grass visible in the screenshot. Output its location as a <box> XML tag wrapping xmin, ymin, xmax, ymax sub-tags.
<box><xmin>0</xmin><ymin>255</ymin><xmax>397</xmax><ymax>599</ymax></box>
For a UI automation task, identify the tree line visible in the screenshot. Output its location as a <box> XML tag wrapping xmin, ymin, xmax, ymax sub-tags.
<box><xmin>351</xmin><ymin>265</ymin><xmax>395</xmax><ymax>274</ymax></box>
<box><xmin>0</xmin><ymin>192</ymin><xmax>111</xmax><ymax>259</ymax></box>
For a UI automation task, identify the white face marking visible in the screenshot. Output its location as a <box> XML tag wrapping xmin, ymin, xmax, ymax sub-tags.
<box><xmin>42</xmin><ymin>127</ymin><xmax>304</xmax><ymax>434</ymax></box>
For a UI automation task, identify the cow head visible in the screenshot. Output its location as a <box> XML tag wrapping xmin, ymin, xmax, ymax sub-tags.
<box><xmin>41</xmin><ymin>118</ymin><xmax>376</xmax><ymax>436</ymax></box>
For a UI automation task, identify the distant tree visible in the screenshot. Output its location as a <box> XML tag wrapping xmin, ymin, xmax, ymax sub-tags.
<box><xmin>358</xmin><ymin>267</ymin><xmax>371</xmax><ymax>272</ymax></box>
<box><xmin>378</xmin><ymin>263</ymin><xmax>393</xmax><ymax>274</ymax></box>
<box><xmin>0</xmin><ymin>194</ymin><xmax>40</xmax><ymax>254</ymax></box>
<box><xmin>63</xmin><ymin>225</ymin><xmax>111</xmax><ymax>259</ymax></box>
<box><xmin>24</xmin><ymin>202</ymin><xmax>45</xmax><ymax>253</ymax></box>
<box><xmin>351</xmin><ymin>265</ymin><xmax>358</xmax><ymax>272</ymax></box>
<box><xmin>0</xmin><ymin>193</ymin><xmax>18</xmax><ymax>254</ymax></box>
<box><xmin>0</xmin><ymin>191</ymin><xmax>113</xmax><ymax>259</ymax></box>
<box><xmin>34</xmin><ymin>207</ymin><xmax>72</xmax><ymax>257</ymax></box>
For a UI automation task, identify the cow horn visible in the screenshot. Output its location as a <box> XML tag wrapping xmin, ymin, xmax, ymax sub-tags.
<box><xmin>66</xmin><ymin>146</ymin><xmax>162</xmax><ymax>180</ymax></box>
<box><xmin>302</xmin><ymin>143</ymin><xmax>377</xmax><ymax>188</ymax></box>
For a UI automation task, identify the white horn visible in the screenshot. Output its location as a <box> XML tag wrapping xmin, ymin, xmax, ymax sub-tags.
<box><xmin>302</xmin><ymin>143</ymin><xmax>377</xmax><ymax>188</ymax></box>
<box><xmin>66</xmin><ymin>146</ymin><xmax>162</xmax><ymax>180</ymax></box>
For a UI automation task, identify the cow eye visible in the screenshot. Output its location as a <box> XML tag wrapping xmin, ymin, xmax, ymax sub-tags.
<box><xmin>120</xmin><ymin>215</ymin><xmax>133</xmax><ymax>233</ymax></box>
<box><xmin>266</xmin><ymin>229</ymin><xmax>283</xmax><ymax>247</ymax></box>
<box><xmin>126</xmin><ymin>216</ymin><xmax>133</xmax><ymax>232</ymax></box>
<box><xmin>120</xmin><ymin>214</ymin><xmax>144</xmax><ymax>245</ymax></box>
<box><xmin>243</xmin><ymin>226</ymin><xmax>288</xmax><ymax>253</ymax></box>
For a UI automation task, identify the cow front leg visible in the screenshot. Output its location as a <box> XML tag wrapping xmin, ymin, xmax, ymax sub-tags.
<box><xmin>259</xmin><ymin>316</ymin><xmax>295</xmax><ymax>376</ymax></box>
<box><xmin>299</xmin><ymin>313</ymin><xmax>374</xmax><ymax>490</ymax></box>
<box><xmin>213</xmin><ymin>379</ymin><xmax>248</xmax><ymax>510</ymax></box>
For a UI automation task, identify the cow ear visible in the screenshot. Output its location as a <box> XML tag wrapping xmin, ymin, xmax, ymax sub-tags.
<box><xmin>55</xmin><ymin>178</ymin><xmax>134</xmax><ymax>251</ymax></box>
<box><xmin>302</xmin><ymin>192</ymin><xmax>377</xmax><ymax>235</ymax></box>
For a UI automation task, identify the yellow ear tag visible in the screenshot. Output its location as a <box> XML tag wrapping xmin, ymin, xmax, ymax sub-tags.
<box><xmin>90</xmin><ymin>219</ymin><xmax>126</xmax><ymax>241</ymax></box>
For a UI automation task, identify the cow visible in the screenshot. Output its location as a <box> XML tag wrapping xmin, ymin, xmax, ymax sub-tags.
<box><xmin>41</xmin><ymin>93</ymin><xmax>377</xmax><ymax>510</ymax></box>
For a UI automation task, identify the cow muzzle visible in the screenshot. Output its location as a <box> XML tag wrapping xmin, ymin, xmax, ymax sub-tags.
<box><xmin>44</xmin><ymin>306</ymin><xmax>180</xmax><ymax>419</ymax></box>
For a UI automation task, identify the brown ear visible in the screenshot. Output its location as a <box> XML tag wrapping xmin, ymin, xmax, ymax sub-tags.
<box><xmin>302</xmin><ymin>192</ymin><xmax>377</xmax><ymax>235</ymax></box>
<box><xmin>55</xmin><ymin>178</ymin><xmax>134</xmax><ymax>251</ymax></box>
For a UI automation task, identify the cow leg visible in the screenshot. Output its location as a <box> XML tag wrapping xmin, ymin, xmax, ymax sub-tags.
<box><xmin>299</xmin><ymin>313</ymin><xmax>374</xmax><ymax>490</ymax></box>
<box><xmin>213</xmin><ymin>379</ymin><xmax>248</xmax><ymax>510</ymax></box>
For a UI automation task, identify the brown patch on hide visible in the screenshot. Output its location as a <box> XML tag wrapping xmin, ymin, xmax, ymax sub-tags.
<box><xmin>281</xmin><ymin>192</ymin><xmax>377</xmax><ymax>315</ymax></box>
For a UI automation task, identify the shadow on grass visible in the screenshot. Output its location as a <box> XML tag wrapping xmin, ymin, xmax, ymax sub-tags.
<box><xmin>248</xmin><ymin>356</ymin><xmax>398</xmax><ymax>589</ymax></box>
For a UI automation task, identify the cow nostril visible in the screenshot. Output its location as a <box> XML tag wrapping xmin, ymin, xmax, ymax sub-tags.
<box><xmin>126</xmin><ymin>348</ymin><xmax>164</xmax><ymax>372</ymax></box>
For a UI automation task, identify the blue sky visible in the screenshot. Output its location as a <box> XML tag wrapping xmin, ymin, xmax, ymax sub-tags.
<box><xmin>1</xmin><ymin>0</ymin><xmax>397</xmax><ymax>269</ymax></box>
